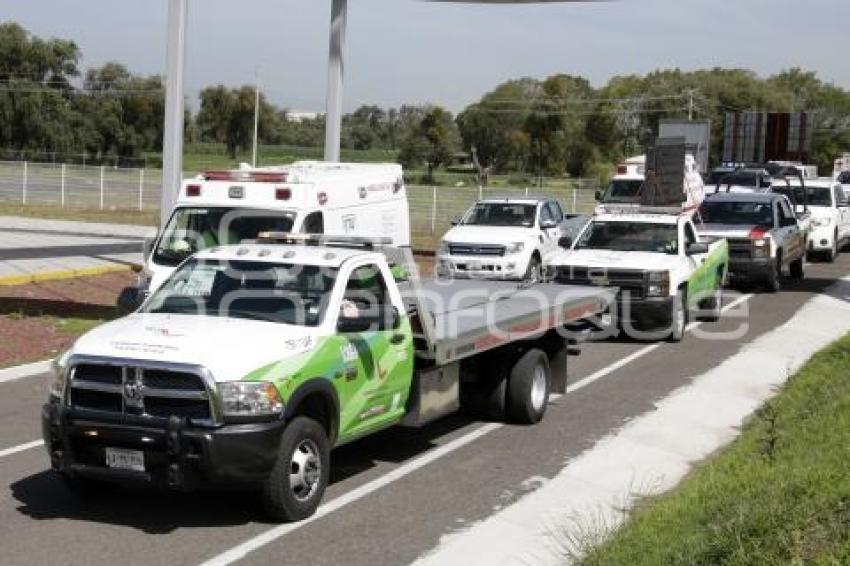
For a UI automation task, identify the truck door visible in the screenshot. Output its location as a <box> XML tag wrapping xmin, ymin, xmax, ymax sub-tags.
<box><xmin>684</xmin><ymin>220</ymin><xmax>712</xmax><ymax>305</ymax></box>
<box><xmin>334</xmin><ymin>262</ymin><xmax>413</xmax><ymax>440</ymax></box>
<box><xmin>539</xmin><ymin>201</ymin><xmax>563</xmax><ymax>255</ymax></box>
<box><xmin>778</xmin><ymin>199</ymin><xmax>802</xmax><ymax>262</ymax></box>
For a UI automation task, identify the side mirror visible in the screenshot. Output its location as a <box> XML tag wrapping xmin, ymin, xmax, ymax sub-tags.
<box><xmin>450</xmin><ymin>216</ymin><xmax>462</xmax><ymax>226</ymax></box>
<box><xmin>594</xmin><ymin>190</ymin><xmax>603</xmax><ymax>202</ymax></box>
<box><xmin>337</xmin><ymin>305</ymin><xmax>400</xmax><ymax>333</ymax></box>
<box><xmin>117</xmin><ymin>286</ymin><xmax>142</xmax><ymax>313</ymax></box>
<box><xmin>540</xmin><ymin>219</ymin><xmax>557</xmax><ymax>230</ymax></box>
<box><xmin>558</xmin><ymin>236</ymin><xmax>574</xmax><ymax>249</ymax></box>
<box><xmin>686</xmin><ymin>242</ymin><xmax>709</xmax><ymax>255</ymax></box>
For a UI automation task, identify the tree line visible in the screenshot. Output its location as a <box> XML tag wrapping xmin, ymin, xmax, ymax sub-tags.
<box><xmin>2</xmin><ymin>21</ymin><xmax>850</xmax><ymax>179</ymax></box>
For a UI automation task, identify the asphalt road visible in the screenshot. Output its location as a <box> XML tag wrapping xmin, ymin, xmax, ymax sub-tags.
<box><xmin>1</xmin><ymin>254</ymin><xmax>848</xmax><ymax>566</ymax></box>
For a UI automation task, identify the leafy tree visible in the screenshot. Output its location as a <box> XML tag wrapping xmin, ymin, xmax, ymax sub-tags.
<box><xmin>399</xmin><ymin>105</ymin><xmax>459</xmax><ymax>182</ymax></box>
<box><xmin>196</xmin><ymin>85</ymin><xmax>278</xmax><ymax>157</ymax></box>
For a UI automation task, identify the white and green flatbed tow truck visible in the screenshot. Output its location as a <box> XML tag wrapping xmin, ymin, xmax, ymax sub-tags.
<box><xmin>42</xmin><ymin>235</ymin><xmax>613</xmax><ymax>521</ymax></box>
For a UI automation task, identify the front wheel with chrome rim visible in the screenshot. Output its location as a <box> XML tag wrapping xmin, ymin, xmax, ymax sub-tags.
<box><xmin>262</xmin><ymin>416</ymin><xmax>330</xmax><ymax>522</ymax></box>
<box><xmin>507</xmin><ymin>348</ymin><xmax>550</xmax><ymax>424</ymax></box>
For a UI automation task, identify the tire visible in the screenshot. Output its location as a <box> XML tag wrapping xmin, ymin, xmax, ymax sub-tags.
<box><xmin>261</xmin><ymin>416</ymin><xmax>330</xmax><ymax>522</ymax></box>
<box><xmin>789</xmin><ymin>256</ymin><xmax>804</xmax><ymax>280</ymax></box>
<box><xmin>506</xmin><ymin>348</ymin><xmax>550</xmax><ymax>424</ymax></box>
<box><xmin>667</xmin><ymin>290</ymin><xmax>687</xmax><ymax>343</ymax></box>
<box><xmin>765</xmin><ymin>253</ymin><xmax>781</xmax><ymax>293</ymax></box>
<box><xmin>825</xmin><ymin>235</ymin><xmax>838</xmax><ymax>263</ymax></box>
<box><xmin>523</xmin><ymin>254</ymin><xmax>542</xmax><ymax>283</ymax></box>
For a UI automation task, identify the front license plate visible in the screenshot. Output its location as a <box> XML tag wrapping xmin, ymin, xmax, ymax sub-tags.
<box><xmin>105</xmin><ymin>447</ymin><xmax>145</xmax><ymax>472</ymax></box>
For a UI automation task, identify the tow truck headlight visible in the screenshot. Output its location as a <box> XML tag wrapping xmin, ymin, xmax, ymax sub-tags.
<box><xmin>49</xmin><ymin>352</ymin><xmax>69</xmax><ymax>401</ymax></box>
<box><xmin>646</xmin><ymin>271</ymin><xmax>670</xmax><ymax>297</ymax></box>
<box><xmin>812</xmin><ymin>217</ymin><xmax>831</xmax><ymax>227</ymax></box>
<box><xmin>505</xmin><ymin>242</ymin><xmax>525</xmax><ymax>254</ymax></box>
<box><xmin>219</xmin><ymin>381</ymin><xmax>284</xmax><ymax>417</ymax></box>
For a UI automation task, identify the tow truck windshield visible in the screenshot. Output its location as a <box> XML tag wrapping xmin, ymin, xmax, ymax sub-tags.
<box><xmin>144</xmin><ymin>259</ymin><xmax>337</xmax><ymax>326</ymax></box>
<box><xmin>576</xmin><ymin>221</ymin><xmax>679</xmax><ymax>254</ymax></box>
<box><xmin>154</xmin><ymin>207</ymin><xmax>296</xmax><ymax>266</ymax></box>
<box><xmin>700</xmin><ymin>201</ymin><xmax>774</xmax><ymax>226</ymax></box>
<box><xmin>462</xmin><ymin>203</ymin><xmax>537</xmax><ymax>227</ymax></box>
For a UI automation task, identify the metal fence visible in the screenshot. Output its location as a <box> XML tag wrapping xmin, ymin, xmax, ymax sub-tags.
<box><xmin>0</xmin><ymin>160</ymin><xmax>599</xmax><ymax>233</ymax></box>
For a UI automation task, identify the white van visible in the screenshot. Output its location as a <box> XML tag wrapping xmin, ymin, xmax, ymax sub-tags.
<box><xmin>142</xmin><ymin>161</ymin><xmax>409</xmax><ymax>294</ymax></box>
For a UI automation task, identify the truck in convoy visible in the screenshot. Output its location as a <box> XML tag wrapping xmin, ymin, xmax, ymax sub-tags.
<box><xmin>549</xmin><ymin>207</ymin><xmax>728</xmax><ymax>342</ymax></box>
<box><xmin>770</xmin><ymin>178</ymin><xmax>850</xmax><ymax>262</ymax></box>
<box><xmin>697</xmin><ymin>192</ymin><xmax>806</xmax><ymax>291</ymax></box>
<box><xmin>121</xmin><ymin>162</ymin><xmax>410</xmax><ymax>307</ymax></box>
<box><xmin>435</xmin><ymin>197</ymin><xmax>572</xmax><ymax>282</ymax></box>
<box><xmin>43</xmin><ymin>234</ymin><xmax>613</xmax><ymax>521</ymax></box>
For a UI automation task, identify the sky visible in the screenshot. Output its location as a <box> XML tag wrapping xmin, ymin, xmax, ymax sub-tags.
<box><xmin>2</xmin><ymin>0</ymin><xmax>849</xmax><ymax>113</ymax></box>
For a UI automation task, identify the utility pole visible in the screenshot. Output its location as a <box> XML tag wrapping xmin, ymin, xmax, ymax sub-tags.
<box><xmin>687</xmin><ymin>89</ymin><xmax>695</xmax><ymax>121</ymax></box>
<box><xmin>252</xmin><ymin>68</ymin><xmax>260</xmax><ymax>167</ymax></box>
<box><xmin>324</xmin><ymin>0</ymin><xmax>347</xmax><ymax>163</ymax></box>
<box><xmin>161</xmin><ymin>0</ymin><xmax>188</xmax><ymax>227</ymax></box>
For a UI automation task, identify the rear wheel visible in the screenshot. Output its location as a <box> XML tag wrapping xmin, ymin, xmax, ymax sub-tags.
<box><xmin>667</xmin><ymin>290</ymin><xmax>687</xmax><ymax>342</ymax></box>
<box><xmin>506</xmin><ymin>349</ymin><xmax>550</xmax><ymax>424</ymax></box>
<box><xmin>262</xmin><ymin>416</ymin><xmax>330</xmax><ymax>522</ymax></box>
<box><xmin>789</xmin><ymin>255</ymin><xmax>804</xmax><ymax>280</ymax></box>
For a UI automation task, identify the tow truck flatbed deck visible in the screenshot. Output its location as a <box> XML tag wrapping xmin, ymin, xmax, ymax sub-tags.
<box><xmin>399</xmin><ymin>279</ymin><xmax>614</xmax><ymax>366</ymax></box>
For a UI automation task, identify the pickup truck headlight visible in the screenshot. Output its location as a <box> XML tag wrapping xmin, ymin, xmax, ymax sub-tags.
<box><xmin>437</xmin><ymin>241</ymin><xmax>450</xmax><ymax>255</ymax></box>
<box><xmin>812</xmin><ymin>217</ymin><xmax>832</xmax><ymax>227</ymax></box>
<box><xmin>646</xmin><ymin>271</ymin><xmax>670</xmax><ymax>297</ymax></box>
<box><xmin>48</xmin><ymin>352</ymin><xmax>69</xmax><ymax>401</ymax></box>
<box><xmin>219</xmin><ymin>381</ymin><xmax>284</xmax><ymax>417</ymax></box>
<box><xmin>752</xmin><ymin>238</ymin><xmax>771</xmax><ymax>258</ymax></box>
<box><xmin>505</xmin><ymin>242</ymin><xmax>525</xmax><ymax>254</ymax></box>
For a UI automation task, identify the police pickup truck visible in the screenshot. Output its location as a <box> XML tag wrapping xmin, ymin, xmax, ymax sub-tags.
<box><xmin>549</xmin><ymin>207</ymin><xmax>728</xmax><ymax>341</ymax></box>
<box><xmin>43</xmin><ymin>235</ymin><xmax>612</xmax><ymax>522</ymax></box>
<box><xmin>697</xmin><ymin>192</ymin><xmax>805</xmax><ymax>291</ymax></box>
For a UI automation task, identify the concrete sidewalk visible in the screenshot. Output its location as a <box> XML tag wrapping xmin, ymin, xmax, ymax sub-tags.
<box><xmin>0</xmin><ymin>216</ymin><xmax>154</xmax><ymax>285</ymax></box>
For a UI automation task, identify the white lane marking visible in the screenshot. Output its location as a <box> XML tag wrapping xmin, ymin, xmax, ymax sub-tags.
<box><xmin>0</xmin><ymin>439</ymin><xmax>43</xmax><ymax>459</ymax></box>
<box><xmin>201</xmin><ymin>292</ymin><xmax>757</xmax><ymax>565</ymax></box>
<box><xmin>0</xmin><ymin>360</ymin><xmax>51</xmax><ymax>384</ymax></box>
<box><xmin>199</xmin><ymin>423</ymin><xmax>503</xmax><ymax>566</ymax></box>
<box><xmin>567</xmin><ymin>293</ymin><xmax>754</xmax><ymax>395</ymax></box>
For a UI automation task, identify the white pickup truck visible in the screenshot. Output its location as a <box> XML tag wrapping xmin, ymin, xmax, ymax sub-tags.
<box><xmin>549</xmin><ymin>208</ymin><xmax>729</xmax><ymax>341</ymax></box>
<box><xmin>436</xmin><ymin>197</ymin><xmax>570</xmax><ymax>282</ymax></box>
<box><xmin>772</xmin><ymin>179</ymin><xmax>850</xmax><ymax>262</ymax></box>
<box><xmin>698</xmin><ymin>192</ymin><xmax>806</xmax><ymax>291</ymax></box>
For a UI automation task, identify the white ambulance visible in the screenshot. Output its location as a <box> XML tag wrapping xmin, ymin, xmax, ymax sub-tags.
<box><xmin>139</xmin><ymin>161</ymin><xmax>409</xmax><ymax>296</ymax></box>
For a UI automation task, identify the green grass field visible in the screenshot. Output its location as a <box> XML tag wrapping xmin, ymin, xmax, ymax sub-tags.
<box><xmin>581</xmin><ymin>332</ymin><xmax>850</xmax><ymax>565</ymax></box>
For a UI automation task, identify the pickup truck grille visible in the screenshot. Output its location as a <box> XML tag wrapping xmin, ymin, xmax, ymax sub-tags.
<box><xmin>556</xmin><ymin>267</ymin><xmax>646</xmax><ymax>299</ymax></box>
<box><xmin>68</xmin><ymin>363</ymin><xmax>213</xmax><ymax>423</ymax></box>
<box><xmin>448</xmin><ymin>244</ymin><xmax>506</xmax><ymax>257</ymax></box>
<box><xmin>727</xmin><ymin>238</ymin><xmax>754</xmax><ymax>259</ymax></box>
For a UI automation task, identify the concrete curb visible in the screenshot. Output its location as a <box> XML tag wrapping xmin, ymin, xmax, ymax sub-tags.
<box><xmin>0</xmin><ymin>263</ymin><xmax>136</xmax><ymax>286</ymax></box>
<box><xmin>0</xmin><ymin>359</ymin><xmax>52</xmax><ymax>384</ymax></box>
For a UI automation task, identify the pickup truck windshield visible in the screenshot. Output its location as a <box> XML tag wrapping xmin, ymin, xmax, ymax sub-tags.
<box><xmin>154</xmin><ymin>207</ymin><xmax>296</xmax><ymax>267</ymax></box>
<box><xmin>576</xmin><ymin>221</ymin><xmax>679</xmax><ymax>254</ymax></box>
<box><xmin>773</xmin><ymin>186</ymin><xmax>831</xmax><ymax>207</ymax></box>
<box><xmin>144</xmin><ymin>259</ymin><xmax>337</xmax><ymax>326</ymax></box>
<box><xmin>605</xmin><ymin>180</ymin><xmax>644</xmax><ymax>202</ymax></box>
<box><xmin>463</xmin><ymin>203</ymin><xmax>537</xmax><ymax>227</ymax></box>
<box><xmin>700</xmin><ymin>201</ymin><xmax>774</xmax><ymax>226</ymax></box>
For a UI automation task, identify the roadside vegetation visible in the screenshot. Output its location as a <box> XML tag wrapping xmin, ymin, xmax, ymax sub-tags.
<box><xmin>4</xmin><ymin>22</ymin><xmax>850</xmax><ymax>186</ymax></box>
<box><xmin>0</xmin><ymin>203</ymin><xmax>159</xmax><ymax>226</ymax></box>
<box><xmin>581</xmin><ymin>332</ymin><xmax>850</xmax><ymax>565</ymax></box>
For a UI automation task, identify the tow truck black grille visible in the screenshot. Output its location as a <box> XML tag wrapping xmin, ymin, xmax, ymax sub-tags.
<box><xmin>448</xmin><ymin>244</ymin><xmax>506</xmax><ymax>257</ymax></box>
<box><xmin>728</xmin><ymin>238</ymin><xmax>754</xmax><ymax>258</ymax></box>
<box><xmin>556</xmin><ymin>267</ymin><xmax>646</xmax><ymax>299</ymax></box>
<box><xmin>68</xmin><ymin>364</ymin><xmax>213</xmax><ymax>423</ymax></box>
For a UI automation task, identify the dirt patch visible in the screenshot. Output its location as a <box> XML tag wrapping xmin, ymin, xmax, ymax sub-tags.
<box><xmin>0</xmin><ymin>271</ymin><xmax>135</xmax><ymax>368</ymax></box>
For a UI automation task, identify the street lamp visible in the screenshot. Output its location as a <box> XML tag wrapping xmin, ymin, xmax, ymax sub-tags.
<box><xmin>161</xmin><ymin>0</ymin><xmax>597</xmax><ymax>224</ymax></box>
